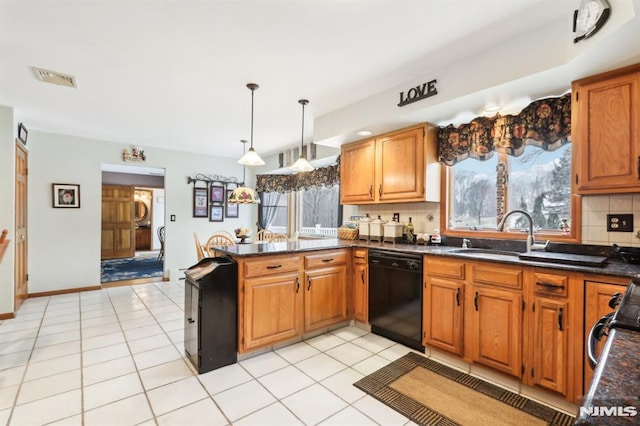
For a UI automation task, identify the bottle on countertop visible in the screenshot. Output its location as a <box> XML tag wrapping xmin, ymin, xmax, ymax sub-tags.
<box><xmin>406</xmin><ymin>217</ymin><xmax>415</xmax><ymax>244</ymax></box>
<box><xmin>430</xmin><ymin>228</ymin><xmax>441</xmax><ymax>245</ymax></box>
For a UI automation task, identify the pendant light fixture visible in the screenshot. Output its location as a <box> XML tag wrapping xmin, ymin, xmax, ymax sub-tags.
<box><xmin>290</xmin><ymin>99</ymin><xmax>314</xmax><ymax>172</ymax></box>
<box><xmin>228</xmin><ymin>140</ymin><xmax>260</xmax><ymax>204</ymax></box>
<box><xmin>238</xmin><ymin>83</ymin><xmax>266</xmax><ymax>166</ymax></box>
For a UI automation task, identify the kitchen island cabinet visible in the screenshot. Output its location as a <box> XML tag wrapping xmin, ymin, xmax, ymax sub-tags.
<box><xmin>352</xmin><ymin>248</ymin><xmax>368</xmax><ymax>323</ymax></box>
<box><xmin>303</xmin><ymin>250</ymin><xmax>348</xmax><ymax>332</ymax></box>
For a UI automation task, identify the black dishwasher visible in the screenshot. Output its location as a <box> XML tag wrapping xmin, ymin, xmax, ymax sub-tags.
<box><xmin>368</xmin><ymin>250</ymin><xmax>424</xmax><ymax>351</ymax></box>
<box><xmin>184</xmin><ymin>256</ymin><xmax>238</xmax><ymax>374</ymax></box>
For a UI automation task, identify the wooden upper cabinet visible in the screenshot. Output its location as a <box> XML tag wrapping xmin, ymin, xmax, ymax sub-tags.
<box><xmin>573</xmin><ymin>64</ymin><xmax>640</xmax><ymax>193</ymax></box>
<box><xmin>340</xmin><ymin>123</ymin><xmax>439</xmax><ymax>204</ymax></box>
<box><xmin>340</xmin><ymin>139</ymin><xmax>376</xmax><ymax>203</ymax></box>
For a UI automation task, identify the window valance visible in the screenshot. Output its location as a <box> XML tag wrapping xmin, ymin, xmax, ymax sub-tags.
<box><xmin>256</xmin><ymin>157</ymin><xmax>340</xmax><ymax>193</ymax></box>
<box><xmin>437</xmin><ymin>93</ymin><xmax>571</xmax><ymax>166</ymax></box>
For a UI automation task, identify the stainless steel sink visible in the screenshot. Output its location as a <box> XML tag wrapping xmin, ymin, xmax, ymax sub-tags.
<box><xmin>447</xmin><ymin>248</ymin><xmax>521</xmax><ymax>257</ymax></box>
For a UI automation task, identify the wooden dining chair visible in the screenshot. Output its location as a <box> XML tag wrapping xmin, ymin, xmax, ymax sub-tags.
<box><xmin>212</xmin><ymin>230</ymin><xmax>235</xmax><ymax>241</ymax></box>
<box><xmin>267</xmin><ymin>233</ymin><xmax>290</xmax><ymax>243</ymax></box>
<box><xmin>255</xmin><ymin>229</ymin><xmax>275</xmax><ymax>242</ymax></box>
<box><xmin>205</xmin><ymin>234</ymin><xmax>236</xmax><ymax>257</ymax></box>
<box><xmin>193</xmin><ymin>233</ymin><xmax>205</xmax><ymax>261</ymax></box>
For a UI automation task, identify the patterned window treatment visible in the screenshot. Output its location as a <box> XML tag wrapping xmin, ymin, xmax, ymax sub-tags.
<box><xmin>256</xmin><ymin>157</ymin><xmax>340</xmax><ymax>193</ymax></box>
<box><xmin>437</xmin><ymin>93</ymin><xmax>571</xmax><ymax>166</ymax></box>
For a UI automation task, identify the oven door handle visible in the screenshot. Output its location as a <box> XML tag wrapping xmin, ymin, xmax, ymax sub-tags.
<box><xmin>587</xmin><ymin>312</ymin><xmax>614</xmax><ymax>369</ymax></box>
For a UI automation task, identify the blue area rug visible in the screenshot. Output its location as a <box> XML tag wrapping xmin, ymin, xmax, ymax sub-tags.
<box><xmin>101</xmin><ymin>255</ymin><xmax>163</xmax><ymax>283</ymax></box>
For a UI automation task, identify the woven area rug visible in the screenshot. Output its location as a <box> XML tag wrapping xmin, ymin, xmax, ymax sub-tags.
<box><xmin>101</xmin><ymin>254</ymin><xmax>163</xmax><ymax>283</ymax></box>
<box><xmin>354</xmin><ymin>352</ymin><xmax>575</xmax><ymax>426</ymax></box>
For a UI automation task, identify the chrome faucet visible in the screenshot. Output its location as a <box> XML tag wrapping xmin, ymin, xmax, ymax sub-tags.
<box><xmin>496</xmin><ymin>209</ymin><xmax>549</xmax><ymax>252</ymax></box>
<box><xmin>462</xmin><ymin>238</ymin><xmax>470</xmax><ymax>249</ymax></box>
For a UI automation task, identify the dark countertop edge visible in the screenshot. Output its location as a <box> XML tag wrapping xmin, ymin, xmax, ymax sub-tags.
<box><xmin>575</xmin><ymin>328</ymin><xmax>640</xmax><ymax>425</ymax></box>
<box><xmin>215</xmin><ymin>239</ymin><xmax>640</xmax><ymax>279</ymax></box>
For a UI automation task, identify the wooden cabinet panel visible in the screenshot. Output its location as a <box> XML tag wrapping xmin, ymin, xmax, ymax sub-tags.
<box><xmin>424</xmin><ymin>276</ymin><xmax>463</xmax><ymax>355</ymax></box>
<box><xmin>243</xmin><ymin>255</ymin><xmax>301</xmax><ymax>278</ymax></box>
<box><xmin>340</xmin><ymin>123</ymin><xmax>438</xmax><ymax>204</ymax></box>
<box><xmin>471</xmin><ymin>263</ymin><xmax>523</xmax><ymax>290</ymax></box>
<box><xmin>305</xmin><ymin>266</ymin><xmax>348</xmax><ymax>332</ymax></box>
<box><xmin>304</xmin><ymin>250</ymin><xmax>348</xmax><ymax>268</ymax></box>
<box><xmin>533</xmin><ymin>271</ymin><xmax>568</xmax><ymax>297</ymax></box>
<box><xmin>376</xmin><ymin>126</ymin><xmax>425</xmax><ymax>202</ymax></box>
<box><xmin>340</xmin><ymin>139</ymin><xmax>376</xmax><ymax>203</ymax></box>
<box><xmin>531</xmin><ymin>297</ymin><xmax>567</xmax><ymax>396</ymax></box>
<box><xmin>471</xmin><ymin>286</ymin><xmax>522</xmax><ymax>377</ymax></box>
<box><xmin>353</xmin><ymin>260</ymin><xmax>368</xmax><ymax>323</ymax></box>
<box><xmin>424</xmin><ymin>257</ymin><xmax>465</xmax><ymax>280</ymax></box>
<box><xmin>242</xmin><ymin>272</ymin><xmax>303</xmax><ymax>351</ymax></box>
<box><xmin>573</xmin><ymin>65</ymin><xmax>640</xmax><ymax>193</ymax></box>
<box><xmin>135</xmin><ymin>228</ymin><xmax>151</xmax><ymax>250</ymax></box>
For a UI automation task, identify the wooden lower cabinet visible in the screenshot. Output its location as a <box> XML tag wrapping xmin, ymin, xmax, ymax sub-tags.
<box><xmin>352</xmin><ymin>249</ymin><xmax>368</xmax><ymax>323</ymax></box>
<box><xmin>242</xmin><ymin>272</ymin><xmax>303</xmax><ymax>351</ymax></box>
<box><xmin>424</xmin><ymin>276</ymin><xmax>464</xmax><ymax>355</ymax></box>
<box><xmin>470</xmin><ymin>285</ymin><xmax>523</xmax><ymax>378</ymax></box>
<box><xmin>305</xmin><ymin>266</ymin><xmax>348</xmax><ymax>331</ymax></box>
<box><xmin>583</xmin><ymin>278</ymin><xmax>628</xmax><ymax>394</ymax></box>
<box><xmin>530</xmin><ymin>297</ymin><xmax>568</xmax><ymax>395</ymax></box>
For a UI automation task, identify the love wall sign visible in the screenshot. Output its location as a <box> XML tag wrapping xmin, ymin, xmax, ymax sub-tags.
<box><xmin>398</xmin><ymin>79</ymin><xmax>438</xmax><ymax>107</ymax></box>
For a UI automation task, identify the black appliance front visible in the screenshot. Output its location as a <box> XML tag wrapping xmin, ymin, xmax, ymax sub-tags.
<box><xmin>368</xmin><ymin>250</ymin><xmax>424</xmax><ymax>351</ymax></box>
<box><xmin>184</xmin><ymin>256</ymin><xmax>238</xmax><ymax>374</ymax></box>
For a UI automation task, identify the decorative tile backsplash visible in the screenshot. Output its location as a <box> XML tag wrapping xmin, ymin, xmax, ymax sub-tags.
<box><xmin>344</xmin><ymin>193</ymin><xmax>640</xmax><ymax>248</ymax></box>
<box><xmin>582</xmin><ymin>194</ymin><xmax>640</xmax><ymax>247</ymax></box>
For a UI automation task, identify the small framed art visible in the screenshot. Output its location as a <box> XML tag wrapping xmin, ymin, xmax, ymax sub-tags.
<box><xmin>18</xmin><ymin>123</ymin><xmax>28</xmax><ymax>145</ymax></box>
<box><xmin>209</xmin><ymin>205</ymin><xmax>224</xmax><ymax>222</ymax></box>
<box><xmin>210</xmin><ymin>185</ymin><xmax>224</xmax><ymax>203</ymax></box>
<box><xmin>52</xmin><ymin>183</ymin><xmax>80</xmax><ymax>208</ymax></box>
<box><xmin>193</xmin><ymin>187</ymin><xmax>208</xmax><ymax>218</ymax></box>
<box><xmin>225</xmin><ymin>190</ymin><xmax>238</xmax><ymax>218</ymax></box>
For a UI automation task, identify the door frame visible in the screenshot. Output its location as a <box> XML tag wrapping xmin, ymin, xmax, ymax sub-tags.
<box><xmin>15</xmin><ymin>139</ymin><xmax>28</xmax><ymax>312</ymax></box>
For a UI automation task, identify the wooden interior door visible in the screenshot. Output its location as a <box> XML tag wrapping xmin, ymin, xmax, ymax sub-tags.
<box><xmin>14</xmin><ymin>141</ymin><xmax>28</xmax><ymax>311</ymax></box>
<box><xmin>101</xmin><ymin>185</ymin><xmax>135</xmax><ymax>259</ymax></box>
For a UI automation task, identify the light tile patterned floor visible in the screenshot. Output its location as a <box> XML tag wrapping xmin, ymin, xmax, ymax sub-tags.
<box><xmin>0</xmin><ymin>281</ymin><xmax>417</xmax><ymax>425</ymax></box>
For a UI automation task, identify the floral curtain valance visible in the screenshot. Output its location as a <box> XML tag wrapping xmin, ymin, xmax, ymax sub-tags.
<box><xmin>437</xmin><ymin>93</ymin><xmax>571</xmax><ymax>166</ymax></box>
<box><xmin>256</xmin><ymin>157</ymin><xmax>340</xmax><ymax>193</ymax></box>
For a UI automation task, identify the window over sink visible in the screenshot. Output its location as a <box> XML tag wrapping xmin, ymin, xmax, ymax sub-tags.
<box><xmin>445</xmin><ymin>143</ymin><xmax>579</xmax><ymax>242</ymax></box>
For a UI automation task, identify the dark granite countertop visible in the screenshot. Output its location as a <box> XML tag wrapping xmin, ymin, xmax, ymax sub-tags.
<box><xmin>216</xmin><ymin>238</ymin><xmax>640</xmax><ymax>279</ymax></box>
<box><xmin>575</xmin><ymin>328</ymin><xmax>640</xmax><ymax>425</ymax></box>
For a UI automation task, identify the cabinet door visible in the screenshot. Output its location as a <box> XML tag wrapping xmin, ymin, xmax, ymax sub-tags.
<box><xmin>340</xmin><ymin>139</ymin><xmax>376</xmax><ymax>203</ymax></box>
<box><xmin>184</xmin><ymin>282</ymin><xmax>199</xmax><ymax>366</ymax></box>
<box><xmin>424</xmin><ymin>276</ymin><xmax>463</xmax><ymax>355</ymax></box>
<box><xmin>574</xmin><ymin>71</ymin><xmax>640</xmax><ymax>193</ymax></box>
<box><xmin>531</xmin><ymin>297</ymin><xmax>567</xmax><ymax>396</ymax></box>
<box><xmin>471</xmin><ymin>286</ymin><xmax>523</xmax><ymax>377</ymax></box>
<box><xmin>353</xmin><ymin>261</ymin><xmax>368</xmax><ymax>323</ymax></box>
<box><xmin>376</xmin><ymin>126</ymin><xmax>425</xmax><ymax>202</ymax></box>
<box><xmin>305</xmin><ymin>266</ymin><xmax>348</xmax><ymax>332</ymax></box>
<box><xmin>243</xmin><ymin>272</ymin><xmax>303</xmax><ymax>351</ymax></box>
<box><xmin>583</xmin><ymin>281</ymin><xmax>626</xmax><ymax>389</ymax></box>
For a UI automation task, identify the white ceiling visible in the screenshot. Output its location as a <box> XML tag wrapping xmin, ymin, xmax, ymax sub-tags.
<box><xmin>1</xmin><ymin>0</ymin><xmax>639</xmax><ymax>160</ymax></box>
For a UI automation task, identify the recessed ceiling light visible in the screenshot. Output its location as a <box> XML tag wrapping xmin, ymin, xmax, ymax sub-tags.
<box><xmin>357</xmin><ymin>130</ymin><xmax>373</xmax><ymax>136</ymax></box>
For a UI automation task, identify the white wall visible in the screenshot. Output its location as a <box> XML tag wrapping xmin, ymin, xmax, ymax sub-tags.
<box><xmin>26</xmin><ymin>130</ymin><xmax>257</xmax><ymax>295</ymax></box>
<box><xmin>152</xmin><ymin>188</ymin><xmax>165</xmax><ymax>249</ymax></box>
<box><xmin>0</xmin><ymin>106</ymin><xmax>15</xmax><ymax>314</ymax></box>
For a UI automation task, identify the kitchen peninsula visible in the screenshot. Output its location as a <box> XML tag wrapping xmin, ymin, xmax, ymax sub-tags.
<box><xmin>216</xmin><ymin>238</ymin><xmax>640</xmax><ymax>406</ymax></box>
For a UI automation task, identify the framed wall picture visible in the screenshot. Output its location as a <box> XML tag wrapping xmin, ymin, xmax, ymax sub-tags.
<box><xmin>225</xmin><ymin>189</ymin><xmax>238</xmax><ymax>218</ymax></box>
<box><xmin>193</xmin><ymin>187</ymin><xmax>208</xmax><ymax>217</ymax></box>
<box><xmin>210</xmin><ymin>185</ymin><xmax>224</xmax><ymax>204</ymax></box>
<box><xmin>209</xmin><ymin>205</ymin><xmax>224</xmax><ymax>222</ymax></box>
<box><xmin>52</xmin><ymin>183</ymin><xmax>80</xmax><ymax>208</ymax></box>
<box><xmin>17</xmin><ymin>123</ymin><xmax>28</xmax><ymax>145</ymax></box>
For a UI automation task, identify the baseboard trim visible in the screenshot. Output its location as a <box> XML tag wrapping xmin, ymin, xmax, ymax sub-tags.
<box><xmin>0</xmin><ymin>312</ymin><xmax>16</xmax><ymax>320</ymax></box>
<box><xmin>102</xmin><ymin>277</ymin><xmax>165</xmax><ymax>288</ymax></box>
<box><xmin>28</xmin><ymin>285</ymin><xmax>102</xmax><ymax>298</ymax></box>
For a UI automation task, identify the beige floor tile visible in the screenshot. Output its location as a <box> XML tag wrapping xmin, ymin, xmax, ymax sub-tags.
<box><xmin>9</xmin><ymin>389</ymin><xmax>82</xmax><ymax>425</ymax></box>
<box><xmin>139</xmin><ymin>358</ymin><xmax>194</xmax><ymax>390</ymax></box>
<box><xmin>84</xmin><ymin>393</ymin><xmax>153</xmax><ymax>426</ymax></box>
<box><xmin>156</xmin><ymin>398</ymin><xmax>229</xmax><ymax>426</ymax></box>
<box><xmin>213</xmin><ymin>380</ymin><xmax>276</xmax><ymax>422</ymax></box>
<box><xmin>83</xmin><ymin>372</ymin><xmax>143</xmax><ymax>411</ymax></box>
<box><xmin>82</xmin><ymin>356</ymin><xmax>137</xmax><ymax>386</ymax></box>
<box><xmin>147</xmin><ymin>377</ymin><xmax>209</xmax><ymax>416</ymax></box>
<box><xmin>281</xmin><ymin>383</ymin><xmax>348</xmax><ymax>425</ymax></box>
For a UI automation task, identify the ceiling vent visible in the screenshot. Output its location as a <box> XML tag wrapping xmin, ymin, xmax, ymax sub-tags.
<box><xmin>32</xmin><ymin>67</ymin><xmax>77</xmax><ymax>88</ymax></box>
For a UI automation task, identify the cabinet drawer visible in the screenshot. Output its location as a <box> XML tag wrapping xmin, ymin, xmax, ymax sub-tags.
<box><xmin>305</xmin><ymin>250</ymin><xmax>348</xmax><ymax>269</ymax></box>
<box><xmin>425</xmin><ymin>257</ymin><xmax>465</xmax><ymax>280</ymax></box>
<box><xmin>243</xmin><ymin>255</ymin><xmax>301</xmax><ymax>278</ymax></box>
<box><xmin>533</xmin><ymin>271</ymin><xmax>569</xmax><ymax>297</ymax></box>
<box><xmin>471</xmin><ymin>263</ymin><xmax>523</xmax><ymax>290</ymax></box>
<box><xmin>353</xmin><ymin>248</ymin><xmax>368</xmax><ymax>263</ymax></box>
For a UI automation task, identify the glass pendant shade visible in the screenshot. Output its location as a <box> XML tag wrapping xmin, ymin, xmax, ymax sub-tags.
<box><xmin>290</xmin><ymin>156</ymin><xmax>314</xmax><ymax>172</ymax></box>
<box><xmin>228</xmin><ymin>186</ymin><xmax>260</xmax><ymax>204</ymax></box>
<box><xmin>291</xmin><ymin>98</ymin><xmax>314</xmax><ymax>173</ymax></box>
<box><xmin>238</xmin><ymin>147</ymin><xmax>265</xmax><ymax>166</ymax></box>
<box><xmin>238</xmin><ymin>83</ymin><xmax>265</xmax><ymax>166</ymax></box>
